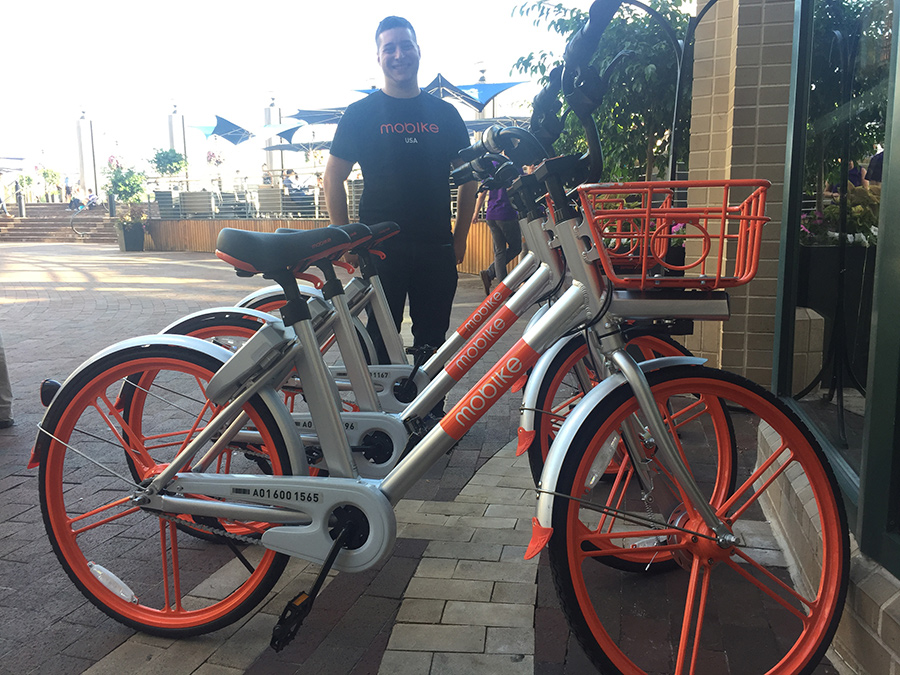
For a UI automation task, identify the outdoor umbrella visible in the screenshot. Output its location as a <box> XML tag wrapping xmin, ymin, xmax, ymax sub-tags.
<box><xmin>191</xmin><ymin>116</ymin><xmax>255</xmax><ymax>145</ymax></box>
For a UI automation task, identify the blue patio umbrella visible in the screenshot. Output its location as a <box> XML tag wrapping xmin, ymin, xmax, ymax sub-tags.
<box><xmin>192</xmin><ymin>116</ymin><xmax>255</xmax><ymax>145</ymax></box>
<box><xmin>286</xmin><ymin>109</ymin><xmax>347</xmax><ymax>126</ymax></box>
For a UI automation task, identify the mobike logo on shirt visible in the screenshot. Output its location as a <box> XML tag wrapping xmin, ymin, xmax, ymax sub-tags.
<box><xmin>380</xmin><ymin>121</ymin><xmax>440</xmax><ymax>135</ymax></box>
<box><xmin>440</xmin><ymin>341</ymin><xmax>539</xmax><ymax>440</ymax></box>
<box><xmin>457</xmin><ymin>287</ymin><xmax>508</xmax><ymax>340</ymax></box>
<box><xmin>445</xmin><ymin>306</ymin><xmax>517</xmax><ymax>382</ymax></box>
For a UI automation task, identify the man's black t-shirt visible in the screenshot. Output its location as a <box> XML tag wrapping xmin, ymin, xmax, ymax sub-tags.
<box><xmin>330</xmin><ymin>90</ymin><xmax>470</xmax><ymax>245</ymax></box>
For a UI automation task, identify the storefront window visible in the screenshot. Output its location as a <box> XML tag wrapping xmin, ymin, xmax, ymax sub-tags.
<box><xmin>790</xmin><ymin>0</ymin><xmax>893</xmax><ymax>473</ymax></box>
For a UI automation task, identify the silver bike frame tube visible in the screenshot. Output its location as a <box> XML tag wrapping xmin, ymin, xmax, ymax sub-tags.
<box><xmin>401</xmin><ymin>262</ymin><xmax>555</xmax><ymax>421</ymax></box>
<box><xmin>290</xmin><ymin>317</ymin><xmax>359</xmax><ymax>478</ymax></box>
<box><xmin>423</xmin><ymin>251</ymin><xmax>540</xmax><ymax>378</ymax></box>
<box><xmin>367</xmin><ymin>274</ymin><xmax>408</xmax><ymax>365</ymax></box>
<box><xmin>329</xmin><ymin>291</ymin><xmax>381</xmax><ymax>412</ymax></box>
<box><xmin>379</xmin><ymin>282</ymin><xmax>590</xmax><ymax>504</ymax></box>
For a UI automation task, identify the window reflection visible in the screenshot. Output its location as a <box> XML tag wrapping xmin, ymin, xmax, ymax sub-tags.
<box><xmin>793</xmin><ymin>0</ymin><xmax>893</xmax><ymax>471</ymax></box>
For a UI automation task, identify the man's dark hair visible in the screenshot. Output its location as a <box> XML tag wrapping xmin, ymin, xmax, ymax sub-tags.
<box><xmin>376</xmin><ymin>16</ymin><xmax>417</xmax><ymax>45</ymax></box>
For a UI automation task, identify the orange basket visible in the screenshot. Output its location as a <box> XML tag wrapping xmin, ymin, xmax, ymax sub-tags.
<box><xmin>577</xmin><ymin>179</ymin><xmax>770</xmax><ymax>290</ymax></box>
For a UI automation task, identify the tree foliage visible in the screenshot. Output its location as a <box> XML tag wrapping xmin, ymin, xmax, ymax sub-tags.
<box><xmin>104</xmin><ymin>159</ymin><xmax>146</xmax><ymax>204</ymax></box>
<box><xmin>805</xmin><ymin>0</ymin><xmax>891</xmax><ymax>201</ymax></box>
<box><xmin>514</xmin><ymin>0</ymin><xmax>692</xmax><ymax>181</ymax></box>
<box><xmin>150</xmin><ymin>149</ymin><xmax>187</xmax><ymax>176</ymax></box>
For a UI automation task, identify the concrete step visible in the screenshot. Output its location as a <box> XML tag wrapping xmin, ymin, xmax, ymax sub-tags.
<box><xmin>0</xmin><ymin>217</ymin><xmax>118</xmax><ymax>243</ymax></box>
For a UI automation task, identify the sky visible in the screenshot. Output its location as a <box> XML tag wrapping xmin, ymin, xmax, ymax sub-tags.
<box><xmin>0</xmin><ymin>0</ymin><xmax>573</xmax><ymax>183</ymax></box>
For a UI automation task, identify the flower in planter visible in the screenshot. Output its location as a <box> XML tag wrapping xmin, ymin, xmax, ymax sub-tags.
<box><xmin>801</xmin><ymin>185</ymin><xmax>879</xmax><ymax>246</ymax></box>
<box><xmin>669</xmin><ymin>222</ymin><xmax>687</xmax><ymax>247</ymax></box>
<box><xmin>114</xmin><ymin>204</ymin><xmax>148</xmax><ymax>233</ymax></box>
<box><xmin>206</xmin><ymin>150</ymin><xmax>225</xmax><ymax>167</ymax></box>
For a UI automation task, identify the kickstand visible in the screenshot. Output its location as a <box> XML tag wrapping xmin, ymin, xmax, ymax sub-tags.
<box><xmin>270</xmin><ymin>522</ymin><xmax>353</xmax><ymax>652</ymax></box>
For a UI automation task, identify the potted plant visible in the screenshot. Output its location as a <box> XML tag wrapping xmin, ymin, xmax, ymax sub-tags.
<box><xmin>150</xmin><ymin>149</ymin><xmax>187</xmax><ymax>188</ymax></box>
<box><xmin>114</xmin><ymin>204</ymin><xmax>148</xmax><ymax>252</ymax></box>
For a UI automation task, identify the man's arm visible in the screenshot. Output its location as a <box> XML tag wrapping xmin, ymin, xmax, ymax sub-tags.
<box><xmin>452</xmin><ymin>179</ymin><xmax>478</xmax><ymax>264</ymax></box>
<box><xmin>323</xmin><ymin>155</ymin><xmax>354</xmax><ymax>226</ymax></box>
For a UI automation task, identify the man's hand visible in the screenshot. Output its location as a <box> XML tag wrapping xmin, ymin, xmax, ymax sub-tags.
<box><xmin>454</xmin><ymin>236</ymin><xmax>467</xmax><ymax>265</ymax></box>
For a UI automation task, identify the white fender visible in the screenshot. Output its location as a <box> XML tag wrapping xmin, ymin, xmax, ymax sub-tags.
<box><xmin>534</xmin><ymin>356</ymin><xmax>705</xmax><ymax>530</ymax></box>
<box><xmin>35</xmin><ymin>335</ymin><xmax>306</xmax><ymax>475</ymax></box>
<box><xmin>518</xmin><ymin>333</ymin><xmax>582</xmax><ymax>443</ymax></box>
<box><xmin>236</xmin><ymin>283</ymin><xmax>323</xmax><ymax>308</ymax></box>
<box><xmin>160</xmin><ymin>306</ymin><xmax>278</xmax><ymax>335</ymax></box>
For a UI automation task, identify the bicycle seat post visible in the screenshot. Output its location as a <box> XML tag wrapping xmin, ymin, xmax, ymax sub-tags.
<box><xmin>315</xmin><ymin>260</ymin><xmax>382</xmax><ymax>412</ymax></box>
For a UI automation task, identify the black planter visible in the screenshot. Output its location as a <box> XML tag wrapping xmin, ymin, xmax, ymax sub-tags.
<box><xmin>122</xmin><ymin>227</ymin><xmax>145</xmax><ymax>252</ymax></box>
<box><xmin>797</xmin><ymin>245</ymin><xmax>876</xmax><ymax>385</ymax></box>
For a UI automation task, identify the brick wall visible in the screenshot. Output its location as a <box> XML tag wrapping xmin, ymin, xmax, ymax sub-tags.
<box><xmin>683</xmin><ymin>0</ymin><xmax>793</xmax><ymax>388</ymax></box>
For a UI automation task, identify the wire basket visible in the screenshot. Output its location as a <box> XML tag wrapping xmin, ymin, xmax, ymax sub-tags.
<box><xmin>577</xmin><ymin>179</ymin><xmax>770</xmax><ymax>290</ymax></box>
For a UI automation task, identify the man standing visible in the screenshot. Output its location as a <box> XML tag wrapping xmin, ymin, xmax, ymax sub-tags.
<box><xmin>324</xmin><ymin>15</ymin><xmax>478</xmax><ymax>368</ymax></box>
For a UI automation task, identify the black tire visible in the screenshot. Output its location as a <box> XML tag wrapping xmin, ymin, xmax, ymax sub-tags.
<box><xmin>38</xmin><ymin>343</ymin><xmax>293</xmax><ymax>637</ymax></box>
<box><xmin>548</xmin><ymin>365</ymin><xmax>849</xmax><ymax>675</ymax></box>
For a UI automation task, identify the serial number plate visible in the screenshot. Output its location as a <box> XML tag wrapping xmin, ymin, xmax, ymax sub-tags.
<box><xmin>233</xmin><ymin>487</ymin><xmax>320</xmax><ymax>503</ymax></box>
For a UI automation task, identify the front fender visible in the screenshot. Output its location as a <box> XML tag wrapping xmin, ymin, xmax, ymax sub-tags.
<box><xmin>533</xmin><ymin>356</ymin><xmax>705</xmax><ymax>530</ymax></box>
<box><xmin>517</xmin><ymin>333</ymin><xmax>581</xmax><ymax>455</ymax></box>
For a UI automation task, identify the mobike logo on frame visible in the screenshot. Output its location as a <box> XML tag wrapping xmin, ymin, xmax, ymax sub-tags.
<box><xmin>440</xmin><ymin>341</ymin><xmax>539</xmax><ymax>440</ymax></box>
<box><xmin>380</xmin><ymin>121</ymin><xmax>440</xmax><ymax>135</ymax></box>
<box><xmin>458</xmin><ymin>288</ymin><xmax>506</xmax><ymax>339</ymax></box>
<box><xmin>445</xmin><ymin>306</ymin><xmax>517</xmax><ymax>382</ymax></box>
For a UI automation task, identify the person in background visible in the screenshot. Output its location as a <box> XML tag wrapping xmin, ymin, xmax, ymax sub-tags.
<box><xmin>0</xmin><ymin>330</ymin><xmax>13</xmax><ymax>429</ymax></box>
<box><xmin>86</xmin><ymin>188</ymin><xmax>100</xmax><ymax>209</ymax></box>
<box><xmin>324</xmin><ymin>15</ymin><xmax>478</xmax><ymax>398</ymax></box>
<box><xmin>474</xmin><ymin>178</ymin><xmax>522</xmax><ymax>296</ymax></box>
<box><xmin>866</xmin><ymin>149</ymin><xmax>883</xmax><ymax>187</ymax></box>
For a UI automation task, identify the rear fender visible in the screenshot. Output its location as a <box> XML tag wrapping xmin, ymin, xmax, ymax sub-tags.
<box><xmin>29</xmin><ymin>335</ymin><xmax>305</xmax><ymax>474</ymax></box>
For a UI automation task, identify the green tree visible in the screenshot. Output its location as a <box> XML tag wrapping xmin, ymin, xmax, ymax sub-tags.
<box><xmin>150</xmin><ymin>149</ymin><xmax>187</xmax><ymax>176</ymax></box>
<box><xmin>514</xmin><ymin>0</ymin><xmax>692</xmax><ymax>181</ymax></box>
<box><xmin>41</xmin><ymin>168</ymin><xmax>62</xmax><ymax>187</ymax></box>
<box><xmin>805</xmin><ymin>0</ymin><xmax>891</xmax><ymax>208</ymax></box>
<box><xmin>104</xmin><ymin>158</ymin><xmax>146</xmax><ymax>203</ymax></box>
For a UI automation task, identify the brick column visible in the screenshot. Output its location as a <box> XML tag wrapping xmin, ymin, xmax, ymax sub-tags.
<box><xmin>683</xmin><ymin>0</ymin><xmax>794</xmax><ymax>387</ymax></box>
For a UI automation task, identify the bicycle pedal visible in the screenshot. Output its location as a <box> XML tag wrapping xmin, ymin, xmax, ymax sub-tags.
<box><xmin>270</xmin><ymin>591</ymin><xmax>312</xmax><ymax>652</ymax></box>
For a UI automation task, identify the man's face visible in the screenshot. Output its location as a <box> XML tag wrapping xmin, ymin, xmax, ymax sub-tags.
<box><xmin>377</xmin><ymin>27</ymin><xmax>420</xmax><ymax>88</ymax></box>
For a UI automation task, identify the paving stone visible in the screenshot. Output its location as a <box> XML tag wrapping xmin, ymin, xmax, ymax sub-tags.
<box><xmin>430</xmin><ymin>652</ymin><xmax>533</xmax><ymax>674</ymax></box>
<box><xmin>416</xmin><ymin>501</ymin><xmax>487</xmax><ymax>517</ymax></box>
<box><xmin>442</xmin><ymin>600</ymin><xmax>533</xmax><ymax>627</ymax></box>
<box><xmin>205</xmin><ymin>613</ymin><xmax>273</xmax><ymax>670</ymax></box>
<box><xmin>404</xmin><ymin>577</ymin><xmax>493</xmax><ymax>602</ymax></box>
<box><xmin>396</xmin><ymin>598</ymin><xmax>446</xmax><ymax>624</ymax></box>
<box><xmin>416</xmin><ymin>557</ymin><xmax>458</xmax><ymax>579</ymax></box>
<box><xmin>492</xmin><ymin>581</ymin><xmax>538</xmax><ymax>605</ymax></box>
<box><xmin>486</xmin><ymin>626</ymin><xmax>535</xmax><ymax>655</ymax></box>
<box><xmin>377</xmin><ymin>650</ymin><xmax>433</xmax><ymax>675</ymax></box>
<box><xmin>396</xmin><ymin>523</ymin><xmax>475</xmax><ymax>542</ymax></box>
<box><xmin>453</xmin><ymin>560</ymin><xmax>537</xmax><ymax>584</ymax></box>
<box><xmin>424</xmin><ymin>540</ymin><xmax>503</xmax><ymax>562</ymax></box>
<box><xmin>387</xmin><ymin>623</ymin><xmax>485</xmax><ymax>652</ymax></box>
